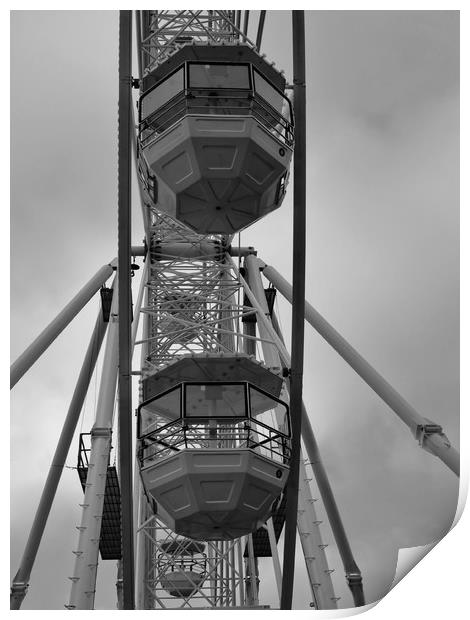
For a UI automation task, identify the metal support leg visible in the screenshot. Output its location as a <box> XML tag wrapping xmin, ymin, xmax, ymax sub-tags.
<box><xmin>262</xmin><ymin>263</ymin><xmax>459</xmax><ymax>477</ymax></box>
<box><xmin>245</xmin><ymin>254</ymin><xmax>279</xmax><ymax>367</ymax></box>
<box><xmin>270</xmin><ymin>310</ymin><xmax>365</xmax><ymax>606</ymax></box>
<box><xmin>243</xmin><ymin>321</ymin><xmax>257</xmax><ymax>356</ymax></box>
<box><xmin>10</xmin><ymin>260</ymin><xmax>116</xmax><ymax>388</ymax></box>
<box><xmin>135</xmin><ymin>255</ymin><xmax>149</xmax><ymax>609</ymax></box>
<box><xmin>266</xmin><ymin>518</ymin><xmax>282</xmax><ymax>605</ymax></box>
<box><xmin>10</xmin><ymin>308</ymin><xmax>109</xmax><ymax>610</ymax></box>
<box><xmin>297</xmin><ymin>459</ymin><xmax>338</xmax><ymax>609</ymax></box>
<box><xmin>131</xmin><ymin>260</ymin><xmax>147</xmax><ymax>349</ymax></box>
<box><xmin>134</xmin><ymin>484</ymin><xmax>147</xmax><ymax>609</ymax></box>
<box><xmin>240</xmin><ymin>255</ymin><xmax>337</xmax><ymax>609</ymax></box>
<box><xmin>67</xmin><ymin>281</ymin><xmax>120</xmax><ymax>609</ymax></box>
<box><xmin>237</xmin><ymin>538</ymin><xmax>244</xmax><ymax>606</ymax></box>
<box><xmin>300</xmin><ymin>401</ymin><xmax>365</xmax><ymax>607</ymax></box>
<box><xmin>207</xmin><ymin>543</ymin><xmax>215</xmax><ymax>604</ymax></box>
<box><xmin>116</xmin><ymin>560</ymin><xmax>124</xmax><ymax>610</ymax></box>
<box><xmin>245</xmin><ymin>535</ymin><xmax>259</xmax><ymax>606</ymax></box>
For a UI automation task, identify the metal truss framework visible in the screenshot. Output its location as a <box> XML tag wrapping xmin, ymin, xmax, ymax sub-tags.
<box><xmin>135</xmin><ymin>207</ymin><xmax>274</xmax><ymax>608</ymax></box>
<box><xmin>141</xmin><ymin>10</ymin><xmax>256</xmax><ymax>74</ymax></box>
<box><xmin>136</xmin><ymin>512</ymin><xmax>260</xmax><ymax>609</ymax></box>
<box><xmin>138</xmin><ymin>211</ymin><xmax>252</xmax><ymax>375</ymax></box>
<box><xmin>132</xmin><ymin>204</ymin><xmax>339</xmax><ymax>609</ymax></box>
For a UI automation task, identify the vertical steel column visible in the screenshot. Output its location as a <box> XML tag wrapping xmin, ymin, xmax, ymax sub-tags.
<box><xmin>134</xmin><ymin>485</ymin><xmax>146</xmax><ymax>609</ymax></box>
<box><xmin>10</xmin><ymin>261</ymin><xmax>114</xmax><ymax>388</ymax></box>
<box><xmin>218</xmin><ymin>268</ymin><xmax>235</xmax><ymax>352</ymax></box>
<box><xmin>242</xmin><ymin>11</ymin><xmax>249</xmax><ymax>41</ymax></box>
<box><xmin>266</xmin><ymin>518</ymin><xmax>282</xmax><ymax>604</ymax></box>
<box><xmin>135</xmin><ymin>262</ymin><xmax>150</xmax><ymax>608</ymax></box>
<box><xmin>130</xmin><ymin>263</ymin><xmax>146</xmax><ymax>608</ymax></box>
<box><xmin>281</xmin><ymin>10</ymin><xmax>307</xmax><ymax>609</ymax></box>
<box><xmin>230</xmin><ymin>543</ymin><xmax>236</xmax><ymax>606</ymax></box>
<box><xmin>246</xmin><ymin>535</ymin><xmax>259</xmax><ymax>605</ymax></box>
<box><xmin>10</xmin><ymin>308</ymin><xmax>109</xmax><ymax>610</ymax></box>
<box><xmin>135</xmin><ymin>10</ymin><xmax>143</xmax><ymax>80</ymax></box>
<box><xmin>131</xmin><ymin>260</ymin><xmax>148</xmax><ymax>349</ymax></box>
<box><xmin>208</xmin><ymin>544</ymin><xmax>216</xmax><ymax>604</ymax></box>
<box><xmin>255</xmin><ymin>10</ymin><xmax>266</xmax><ymax>50</ymax></box>
<box><xmin>237</xmin><ymin>539</ymin><xmax>244</xmax><ymax>606</ymax></box>
<box><xmin>243</xmin><ymin>321</ymin><xmax>257</xmax><ymax>356</ymax></box>
<box><xmin>116</xmin><ymin>561</ymin><xmax>124</xmax><ymax>609</ymax></box>
<box><xmin>118</xmin><ymin>10</ymin><xmax>135</xmax><ymax>610</ymax></box>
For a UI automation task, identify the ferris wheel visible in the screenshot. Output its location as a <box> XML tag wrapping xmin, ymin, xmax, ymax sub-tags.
<box><xmin>10</xmin><ymin>10</ymin><xmax>459</xmax><ymax>611</ymax></box>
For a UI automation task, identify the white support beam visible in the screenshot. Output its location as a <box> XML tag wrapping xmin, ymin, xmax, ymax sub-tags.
<box><xmin>10</xmin><ymin>260</ymin><xmax>116</xmax><ymax>389</ymax></box>
<box><xmin>261</xmin><ymin>261</ymin><xmax>459</xmax><ymax>477</ymax></box>
<box><xmin>67</xmin><ymin>281</ymin><xmax>120</xmax><ymax>610</ymax></box>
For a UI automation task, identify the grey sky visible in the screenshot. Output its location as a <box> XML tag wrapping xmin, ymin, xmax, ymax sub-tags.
<box><xmin>10</xmin><ymin>10</ymin><xmax>460</xmax><ymax>611</ymax></box>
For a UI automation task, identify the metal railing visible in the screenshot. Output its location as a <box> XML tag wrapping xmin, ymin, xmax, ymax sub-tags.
<box><xmin>138</xmin><ymin>418</ymin><xmax>290</xmax><ymax>467</ymax></box>
<box><xmin>77</xmin><ymin>433</ymin><xmax>92</xmax><ymax>469</ymax></box>
<box><xmin>139</xmin><ymin>89</ymin><xmax>294</xmax><ymax>149</ymax></box>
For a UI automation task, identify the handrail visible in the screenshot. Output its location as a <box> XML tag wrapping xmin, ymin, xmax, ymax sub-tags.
<box><xmin>139</xmin><ymin>88</ymin><xmax>294</xmax><ymax>148</ymax></box>
<box><xmin>138</xmin><ymin>417</ymin><xmax>290</xmax><ymax>468</ymax></box>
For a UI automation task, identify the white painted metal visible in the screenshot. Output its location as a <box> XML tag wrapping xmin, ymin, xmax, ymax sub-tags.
<box><xmin>265</xmin><ymin>518</ymin><xmax>282</xmax><ymax>604</ymax></box>
<box><xmin>241</xmin><ymin>254</ymin><xmax>337</xmax><ymax>609</ymax></box>
<box><xmin>10</xmin><ymin>261</ymin><xmax>116</xmax><ymax>389</ymax></box>
<box><xmin>67</xmin><ymin>281</ymin><xmax>120</xmax><ymax>609</ymax></box>
<box><xmin>246</xmin><ymin>535</ymin><xmax>259</xmax><ymax>606</ymax></box>
<box><xmin>131</xmin><ymin>259</ymin><xmax>148</xmax><ymax>349</ymax></box>
<box><xmin>141</xmin><ymin>10</ymin><xmax>254</xmax><ymax>73</ymax></box>
<box><xmin>135</xmin><ymin>273</ymin><xmax>150</xmax><ymax>609</ymax></box>
<box><xmin>261</xmin><ymin>261</ymin><xmax>459</xmax><ymax>476</ymax></box>
<box><xmin>134</xmin><ymin>516</ymin><xmax>249</xmax><ymax>608</ymax></box>
<box><xmin>297</xmin><ymin>460</ymin><xmax>338</xmax><ymax>609</ymax></box>
<box><xmin>10</xmin><ymin>307</ymin><xmax>109</xmax><ymax>610</ymax></box>
<box><xmin>245</xmin><ymin>254</ymin><xmax>280</xmax><ymax>368</ymax></box>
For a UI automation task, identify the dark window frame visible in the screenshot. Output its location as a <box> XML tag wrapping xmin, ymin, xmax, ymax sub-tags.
<box><xmin>139</xmin><ymin>64</ymin><xmax>186</xmax><ymax>123</ymax></box>
<box><xmin>187</xmin><ymin>61</ymin><xmax>252</xmax><ymax>91</ymax></box>
<box><xmin>183</xmin><ymin>381</ymin><xmax>249</xmax><ymax>420</ymax></box>
<box><xmin>138</xmin><ymin>380</ymin><xmax>290</xmax><ymax>438</ymax></box>
<box><xmin>248</xmin><ymin>383</ymin><xmax>291</xmax><ymax>438</ymax></box>
<box><xmin>252</xmin><ymin>67</ymin><xmax>293</xmax><ymax>123</ymax></box>
<box><xmin>137</xmin><ymin>384</ymin><xmax>182</xmax><ymax>438</ymax></box>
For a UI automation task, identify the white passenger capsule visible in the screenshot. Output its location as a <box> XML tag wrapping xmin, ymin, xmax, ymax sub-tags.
<box><xmin>138</xmin><ymin>45</ymin><xmax>293</xmax><ymax>234</ymax></box>
<box><xmin>137</xmin><ymin>354</ymin><xmax>291</xmax><ymax>540</ymax></box>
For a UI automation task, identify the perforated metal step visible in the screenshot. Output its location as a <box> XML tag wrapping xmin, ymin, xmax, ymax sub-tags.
<box><xmin>77</xmin><ymin>433</ymin><xmax>122</xmax><ymax>561</ymax></box>
<box><xmin>77</xmin><ymin>465</ymin><xmax>122</xmax><ymax>560</ymax></box>
<box><xmin>245</xmin><ymin>494</ymin><xmax>287</xmax><ymax>558</ymax></box>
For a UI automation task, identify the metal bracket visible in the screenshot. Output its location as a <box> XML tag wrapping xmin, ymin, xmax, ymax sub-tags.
<box><xmin>415</xmin><ymin>418</ymin><xmax>444</xmax><ymax>447</ymax></box>
<box><xmin>11</xmin><ymin>582</ymin><xmax>28</xmax><ymax>594</ymax></box>
<box><xmin>90</xmin><ymin>426</ymin><xmax>112</xmax><ymax>439</ymax></box>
